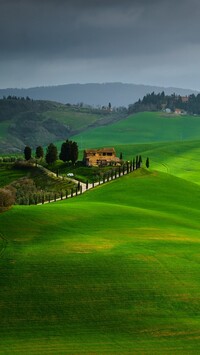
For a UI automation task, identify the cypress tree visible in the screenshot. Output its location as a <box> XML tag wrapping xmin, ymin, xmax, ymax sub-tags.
<box><xmin>35</xmin><ymin>146</ymin><xmax>44</xmax><ymax>159</ymax></box>
<box><xmin>59</xmin><ymin>139</ymin><xmax>78</xmax><ymax>164</ymax></box>
<box><xmin>139</xmin><ymin>155</ymin><xmax>142</xmax><ymax>167</ymax></box>
<box><xmin>24</xmin><ymin>146</ymin><xmax>32</xmax><ymax>161</ymax></box>
<box><xmin>136</xmin><ymin>155</ymin><xmax>139</xmax><ymax>169</ymax></box>
<box><xmin>59</xmin><ymin>141</ymin><xmax>68</xmax><ymax>162</ymax></box>
<box><xmin>45</xmin><ymin>143</ymin><xmax>58</xmax><ymax>164</ymax></box>
<box><xmin>132</xmin><ymin>159</ymin><xmax>135</xmax><ymax>170</ymax></box>
<box><xmin>71</xmin><ymin>141</ymin><xmax>78</xmax><ymax>164</ymax></box>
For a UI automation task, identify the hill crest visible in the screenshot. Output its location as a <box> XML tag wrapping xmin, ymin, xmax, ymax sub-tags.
<box><xmin>0</xmin><ymin>83</ymin><xmax>198</xmax><ymax>107</ymax></box>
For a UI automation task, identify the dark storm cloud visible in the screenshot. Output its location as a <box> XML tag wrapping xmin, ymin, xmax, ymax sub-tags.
<box><xmin>1</xmin><ymin>0</ymin><xmax>200</xmax><ymax>88</ymax></box>
<box><xmin>0</xmin><ymin>0</ymin><xmax>199</xmax><ymax>60</ymax></box>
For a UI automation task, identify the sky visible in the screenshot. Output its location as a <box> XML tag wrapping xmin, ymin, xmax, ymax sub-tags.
<box><xmin>0</xmin><ymin>0</ymin><xmax>200</xmax><ymax>90</ymax></box>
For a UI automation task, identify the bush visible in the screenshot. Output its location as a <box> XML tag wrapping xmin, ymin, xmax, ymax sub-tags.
<box><xmin>0</xmin><ymin>186</ymin><xmax>16</xmax><ymax>210</ymax></box>
<box><xmin>11</xmin><ymin>178</ymin><xmax>37</xmax><ymax>204</ymax></box>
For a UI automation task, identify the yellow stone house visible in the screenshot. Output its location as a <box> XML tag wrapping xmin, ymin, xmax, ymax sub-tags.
<box><xmin>83</xmin><ymin>148</ymin><xmax>120</xmax><ymax>166</ymax></box>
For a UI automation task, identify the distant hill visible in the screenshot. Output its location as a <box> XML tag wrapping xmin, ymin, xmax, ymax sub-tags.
<box><xmin>0</xmin><ymin>83</ymin><xmax>198</xmax><ymax>107</ymax></box>
<box><xmin>0</xmin><ymin>98</ymin><xmax>125</xmax><ymax>154</ymax></box>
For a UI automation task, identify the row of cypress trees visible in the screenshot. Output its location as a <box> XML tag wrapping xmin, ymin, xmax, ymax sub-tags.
<box><xmin>24</xmin><ymin>139</ymin><xmax>79</xmax><ymax>165</ymax></box>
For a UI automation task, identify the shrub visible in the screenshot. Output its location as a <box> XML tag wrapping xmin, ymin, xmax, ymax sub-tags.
<box><xmin>0</xmin><ymin>186</ymin><xmax>16</xmax><ymax>210</ymax></box>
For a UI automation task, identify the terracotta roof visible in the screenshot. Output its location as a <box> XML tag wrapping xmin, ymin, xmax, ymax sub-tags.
<box><xmin>84</xmin><ymin>149</ymin><xmax>97</xmax><ymax>153</ymax></box>
<box><xmin>84</xmin><ymin>147</ymin><xmax>116</xmax><ymax>154</ymax></box>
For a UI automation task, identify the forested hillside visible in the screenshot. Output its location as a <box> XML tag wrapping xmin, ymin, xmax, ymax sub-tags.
<box><xmin>128</xmin><ymin>91</ymin><xmax>200</xmax><ymax>114</ymax></box>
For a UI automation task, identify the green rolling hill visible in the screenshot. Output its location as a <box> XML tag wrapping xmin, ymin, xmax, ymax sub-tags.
<box><xmin>1</xmin><ymin>169</ymin><xmax>200</xmax><ymax>354</ymax></box>
<box><xmin>71</xmin><ymin>111</ymin><xmax>200</xmax><ymax>185</ymax></box>
<box><xmin>1</xmin><ymin>107</ymin><xmax>200</xmax><ymax>353</ymax></box>
<box><xmin>72</xmin><ymin>111</ymin><xmax>200</xmax><ymax>148</ymax></box>
<box><xmin>111</xmin><ymin>139</ymin><xmax>200</xmax><ymax>185</ymax></box>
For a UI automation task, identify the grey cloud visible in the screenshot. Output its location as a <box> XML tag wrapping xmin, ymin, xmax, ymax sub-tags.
<box><xmin>1</xmin><ymin>0</ymin><xmax>199</xmax><ymax>59</ymax></box>
<box><xmin>0</xmin><ymin>0</ymin><xmax>200</xmax><ymax>88</ymax></box>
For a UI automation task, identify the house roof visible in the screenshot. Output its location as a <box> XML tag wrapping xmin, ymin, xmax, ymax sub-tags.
<box><xmin>84</xmin><ymin>147</ymin><xmax>116</xmax><ymax>154</ymax></box>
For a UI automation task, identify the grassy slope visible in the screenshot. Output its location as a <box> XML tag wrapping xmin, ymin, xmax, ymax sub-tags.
<box><xmin>71</xmin><ymin>111</ymin><xmax>200</xmax><ymax>185</ymax></box>
<box><xmin>72</xmin><ymin>111</ymin><xmax>200</xmax><ymax>148</ymax></box>
<box><xmin>55</xmin><ymin>112</ymin><xmax>200</xmax><ymax>185</ymax></box>
<box><xmin>0</xmin><ymin>163</ymin><xmax>26</xmax><ymax>187</ymax></box>
<box><xmin>1</xmin><ymin>169</ymin><xmax>200</xmax><ymax>354</ymax></box>
<box><xmin>112</xmin><ymin>139</ymin><xmax>200</xmax><ymax>185</ymax></box>
<box><xmin>42</xmin><ymin>109</ymin><xmax>101</xmax><ymax>130</ymax></box>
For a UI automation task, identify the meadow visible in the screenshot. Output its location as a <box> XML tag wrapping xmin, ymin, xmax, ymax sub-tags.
<box><xmin>1</xmin><ymin>169</ymin><xmax>200</xmax><ymax>354</ymax></box>
<box><xmin>71</xmin><ymin>111</ymin><xmax>200</xmax><ymax>184</ymax></box>
<box><xmin>72</xmin><ymin>111</ymin><xmax>200</xmax><ymax>147</ymax></box>
<box><xmin>113</xmin><ymin>139</ymin><xmax>200</xmax><ymax>185</ymax></box>
<box><xmin>1</xmin><ymin>110</ymin><xmax>200</xmax><ymax>354</ymax></box>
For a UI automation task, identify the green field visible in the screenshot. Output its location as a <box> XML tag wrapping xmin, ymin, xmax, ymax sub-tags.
<box><xmin>72</xmin><ymin>111</ymin><xmax>200</xmax><ymax>147</ymax></box>
<box><xmin>70</xmin><ymin>109</ymin><xmax>200</xmax><ymax>185</ymax></box>
<box><xmin>111</xmin><ymin>139</ymin><xmax>200</xmax><ymax>185</ymax></box>
<box><xmin>1</xmin><ymin>169</ymin><xmax>200</xmax><ymax>354</ymax></box>
<box><xmin>70</xmin><ymin>111</ymin><xmax>200</xmax><ymax>184</ymax></box>
<box><xmin>1</xmin><ymin>110</ymin><xmax>200</xmax><ymax>354</ymax></box>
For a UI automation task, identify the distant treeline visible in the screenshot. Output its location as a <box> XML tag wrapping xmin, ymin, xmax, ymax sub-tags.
<box><xmin>3</xmin><ymin>95</ymin><xmax>32</xmax><ymax>101</ymax></box>
<box><xmin>128</xmin><ymin>92</ymin><xmax>200</xmax><ymax>115</ymax></box>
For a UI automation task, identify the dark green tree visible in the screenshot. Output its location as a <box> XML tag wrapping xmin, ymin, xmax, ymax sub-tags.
<box><xmin>136</xmin><ymin>155</ymin><xmax>139</xmax><ymax>169</ymax></box>
<box><xmin>59</xmin><ymin>141</ymin><xmax>68</xmax><ymax>162</ymax></box>
<box><xmin>35</xmin><ymin>145</ymin><xmax>44</xmax><ymax>159</ymax></box>
<box><xmin>45</xmin><ymin>143</ymin><xmax>58</xmax><ymax>164</ymax></box>
<box><xmin>71</xmin><ymin>141</ymin><xmax>78</xmax><ymax>164</ymax></box>
<box><xmin>24</xmin><ymin>146</ymin><xmax>32</xmax><ymax>161</ymax></box>
<box><xmin>139</xmin><ymin>155</ymin><xmax>142</xmax><ymax>167</ymax></box>
<box><xmin>59</xmin><ymin>139</ymin><xmax>78</xmax><ymax>164</ymax></box>
<box><xmin>132</xmin><ymin>158</ymin><xmax>135</xmax><ymax>170</ymax></box>
<box><xmin>66</xmin><ymin>140</ymin><xmax>73</xmax><ymax>162</ymax></box>
<box><xmin>146</xmin><ymin>157</ymin><xmax>150</xmax><ymax>168</ymax></box>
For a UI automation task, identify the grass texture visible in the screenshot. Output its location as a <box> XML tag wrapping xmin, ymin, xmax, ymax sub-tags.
<box><xmin>1</xmin><ymin>169</ymin><xmax>200</xmax><ymax>354</ymax></box>
<box><xmin>72</xmin><ymin>111</ymin><xmax>200</xmax><ymax>148</ymax></box>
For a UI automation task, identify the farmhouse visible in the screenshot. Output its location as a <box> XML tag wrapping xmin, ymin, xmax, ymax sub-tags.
<box><xmin>174</xmin><ymin>108</ymin><xmax>187</xmax><ymax>115</ymax></box>
<box><xmin>174</xmin><ymin>108</ymin><xmax>182</xmax><ymax>115</ymax></box>
<box><xmin>83</xmin><ymin>147</ymin><xmax>120</xmax><ymax>166</ymax></box>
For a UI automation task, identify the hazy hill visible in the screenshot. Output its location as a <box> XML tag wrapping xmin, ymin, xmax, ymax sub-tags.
<box><xmin>0</xmin><ymin>83</ymin><xmax>198</xmax><ymax>107</ymax></box>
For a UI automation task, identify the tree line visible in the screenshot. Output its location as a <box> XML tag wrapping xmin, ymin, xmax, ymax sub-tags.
<box><xmin>2</xmin><ymin>95</ymin><xmax>31</xmax><ymax>101</ymax></box>
<box><xmin>128</xmin><ymin>91</ymin><xmax>200</xmax><ymax>115</ymax></box>
<box><xmin>24</xmin><ymin>139</ymin><xmax>79</xmax><ymax>165</ymax></box>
